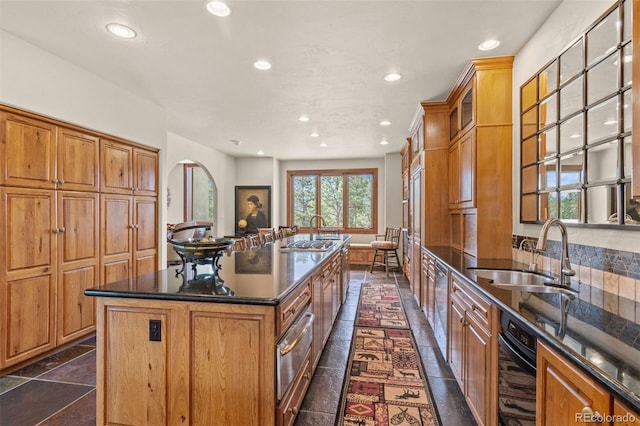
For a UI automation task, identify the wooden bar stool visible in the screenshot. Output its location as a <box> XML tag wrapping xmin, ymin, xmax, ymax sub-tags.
<box><xmin>370</xmin><ymin>227</ymin><xmax>401</xmax><ymax>276</ymax></box>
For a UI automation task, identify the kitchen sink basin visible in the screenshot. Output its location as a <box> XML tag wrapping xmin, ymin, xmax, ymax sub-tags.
<box><xmin>468</xmin><ymin>268</ymin><xmax>579</xmax><ymax>297</ymax></box>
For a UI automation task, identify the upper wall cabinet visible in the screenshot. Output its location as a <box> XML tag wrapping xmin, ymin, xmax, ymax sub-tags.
<box><xmin>520</xmin><ymin>0</ymin><xmax>637</xmax><ymax>228</ymax></box>
<box><xmin>0</xmin><ymin>112</ymin><xmax>100</xmax><ymax>192</ymax></box>
<box><xmin>101</xmin><ymin>139</ymin><xmax>158</xmax><ymax>197</ymax></box>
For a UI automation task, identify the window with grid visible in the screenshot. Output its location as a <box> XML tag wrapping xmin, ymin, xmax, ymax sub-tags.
<box><xmin>287</xmin><ymin>169</ymin><xmax>377</xmax><ymax>233</ymax></box>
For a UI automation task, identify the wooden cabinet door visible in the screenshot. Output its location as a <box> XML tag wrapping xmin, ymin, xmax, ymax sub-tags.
<box><xmin>101</xmin><ymin>307</ymin><xmax>172</xmax><ymax>426</ymax></box>
<box><xmin>56</xmin><ymin>127</ymin><xmax>99</xmax><ymax>192</ymax></box>
<box><xmin>57</xmin><ymin>191</ymin><xmax>99</xmax><ymax>344</ymax></box>
<box><xmin>448</xmin><ymin>142</ymin><xmax>460</xmax><ymax>207</ymax></box>
<box><xmin>464</xmin><ymin>316</ymin><xmax>491</xmax><ymax>425</ymax></box>
<box><xmin>0</xmin><ymin>112</ymin><xmax>56</xmax><ymax>189</ymax></box>
<box><xmin>101</xmin><ymin>139</ymin><xmax>133</xmax><ymax>194</ymax></box>
<box><xmin>0</xmin><ymin>187</ymin><xmax>56</xmax><ymax>367</ymax></box>
<box><xmin>133</xmin><ymin>196</ymin><xmax>157</xmax><ymax>276</ymax></box>
<box><xmin>311</xmin><ymin>273</ymin><xmax>323</xmax><ymax>369</ymax></box>
<box><xmin>613</xmin><ymin>399</ymin><xmax>640</xmax><ymax>425</ymax></box>
<box><xmin>133</xmin><ymin>148</ymin><xmax>158</xmax><ymax>196</ymax></box>
<box><xmin>459</xmin><ymin>129</ymin><xmax>475</xmax><ymax>207</ymax></box>
<box><xmin>101</xmin><ymin>194</ymin><xmax>132</xmax><ymax>284</ymax></box>
<box><xmin>537</xmin><ymin>341</ymin><xmax>610</xmax><ymax>426</ymax></box>
<box><xmin>448</xmin><ymin>297</ymin><xmax>464</xmax><ymax>384</ymax></box>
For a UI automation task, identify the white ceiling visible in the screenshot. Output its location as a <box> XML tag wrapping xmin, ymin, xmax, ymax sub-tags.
<box><xmin>0</xmin><ymin>0</ymin><xmax>562</xmax><ymax>160</ymax></box>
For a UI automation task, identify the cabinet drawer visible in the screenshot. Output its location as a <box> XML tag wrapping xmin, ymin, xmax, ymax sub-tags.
<box><xmin>277</xmin><ymin>280</ymin><xmax>312</xmax><ymax>336</ymax></box>
<box><xmin>450</xmin><ymin>274</ymin><xmax>491</xmax><ymax>329</ymax></box>
<box><xmin>277</xmin><ymin>350</ymin><xmax>312</xmax><ymax>426</ymax></box>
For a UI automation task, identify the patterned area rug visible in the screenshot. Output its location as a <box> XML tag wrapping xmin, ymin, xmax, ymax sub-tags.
<box><xmin>337</xmin><ymin>282</ymin><xmax>441</xmax><ymax>426</ymax></box>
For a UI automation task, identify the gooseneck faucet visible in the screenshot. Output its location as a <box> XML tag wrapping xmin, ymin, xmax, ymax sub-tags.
<box><xmin>535</xmin><ymin>218</ymin><xmax>575</xmax><ymax>287</ymax></box>
<box><xmin>308</xmin><ymin>215</ymin><xmax>325</xmax><ymax>238</ymax></box>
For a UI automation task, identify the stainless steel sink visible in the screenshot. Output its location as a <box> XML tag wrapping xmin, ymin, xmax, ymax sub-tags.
<box><xmin>468</xmin><ymin>268</ymin><xmax>578</xmax><ymax>297</ymax></box>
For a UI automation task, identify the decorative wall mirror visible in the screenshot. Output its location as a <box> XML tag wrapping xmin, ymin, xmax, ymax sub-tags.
<box><xmin>520</xmin><ymin>0</ymin><xmax>636</xmax><ymax>227</ymax></box>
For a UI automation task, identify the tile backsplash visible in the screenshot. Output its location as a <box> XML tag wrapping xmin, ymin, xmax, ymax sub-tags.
<box><xmin>512</xmin><ymin>234</ymin><xmax>640</xmax><ymax>323</ymax></box>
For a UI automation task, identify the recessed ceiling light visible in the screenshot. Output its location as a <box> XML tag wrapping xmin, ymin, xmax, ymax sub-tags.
<box><xmin>310</xmin><ymin>132</ymin><xmax>320</xmax><ymax>138</ymax></box>
<box><xmin>257</xmin><ymin>150</ymin><xmax>264</xmax><ymax>156</ymax></box>
<box><xmin>106</xmin><ymin>23</ymin><xmax>137</xmax><ymax>39</ymax></box>
<box><xmin>478</xmin><ymin>39</ymin><xmax>500</xmax><ymax>51</ymax></box>
<box><xmin>298</xmin><ymin>115</ymin><xmax>310</xmax><ymax>122</ymax></box>
<box><xmin>319</xmin><ymin>142</ymin><xmax>327</xmax><ymax>147</ymax></box>
<box><xmin>206</xmin><ymin>1</ymin><xmax>231</xmax><ymax>17</ymax></box>
<box><xmin>380</xmin><ymin>120</ymin><xmax>391</xmax><ymax>126</ymax></box>
<box><xmin>384</xmin><ymin>73</ymin><xmax>402</xmax><ymax>82</ymax></box>
<box><xmin>604</xmin><ymin>119</ymin><xmax>617</xmax><ymax>125</ymax></box>
<box><xmin>380</xmin><ymin>139</ymin><xmax>389</xmax><ymax>145</ymax></box>
<box><xmin>253</xmin><ymin>60</ymin><xmax>272</xmax><ymax>70</ymax></box>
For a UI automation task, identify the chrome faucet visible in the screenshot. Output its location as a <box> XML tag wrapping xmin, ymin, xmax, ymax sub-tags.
<box><xmin>308</xmin><ymin>215</ymin><xmax>325</xmax><ymax>238</ymax></box>
<box><xmin>535</xmin><ymin>218</ymin><xmax>575</xmax><ymax>287</ymax></box>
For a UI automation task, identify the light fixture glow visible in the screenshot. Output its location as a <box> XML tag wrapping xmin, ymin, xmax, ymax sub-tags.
<box><xmin>478</xmin><ymin>39</ymin><xmax>500</xmax><ymax>51</ymax></box>
<box><xmin>384</xmin><ymin>73</ymin><xmax>402</xmax><ymax>82</ymax></box>
<box><xmin>206</xmin><ymin>1</ymin><xmax>231</xmax><ymax>16</ymax></box>
<box><xmin>298</xmin><ymin>115</ymin><xmax>310</xmax><ymax>122</ymax></box>
<box><xmin>604</xmin><ymin>119</ymin><xmax>617</xmax><ymax>125</ymax></box>
<box><xmin>253</xmin><ymin>60</ymin><xmax>272</xmax><ymax>70</ymax></box>
<box><xmin>106</xmin><ymin>23</ymin><xmax>137</xmax><ymax>39</ymax></box>
<box><xmin>570</xmin><ymin>134</ymin><xmax>581</xmax><ymax>139</ymax></box>
<box><xmin>257</xmin><ymin>150</ymin><xmax>264</xmax><ymax>156</ymax></box>
<box><xmin>319</xmin><ymin>142</ymin><xmax>327</xmax><ymax>147</ymax></box>
<box><xmin>379</xmin><ymin>120</ymin><xmax>391</xmax><ymax>126</ymax></box>
<box><xmin>309</xmin><ymin>132</ymin><xmax>320</xmax><ymax>138</ymax></box>
<box><xmin>380</xmin><ymin>139</ymin><xmax>389</xmax><ymax>145</ymax></box>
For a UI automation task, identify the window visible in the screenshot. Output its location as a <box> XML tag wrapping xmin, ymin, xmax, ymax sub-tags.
<box><xmin>287</xmin><ymin>168</ymin><xmax>378</xmax><ymax>233</ymax></box>
<box><xmin>184</xmin><ymin>164</ymin><xmax>216</xmax><ymax>224</ymax></box>
<box><xmin>519</xmin><ymin>0</ymin><xmax>636</xmax><ymax>227</ymax></box>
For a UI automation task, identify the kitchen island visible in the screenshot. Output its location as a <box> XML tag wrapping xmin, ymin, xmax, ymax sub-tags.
<box><xmin>85</xmin><ymin>234</ymin><xmax>349</xmax><ymax>426</ymax></box>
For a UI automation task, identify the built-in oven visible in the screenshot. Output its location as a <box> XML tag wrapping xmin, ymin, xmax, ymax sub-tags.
<box><xmin>276</xmin><ymin>306</ymin><xmax>314</xmax><ymax>401</ymax></box>
<box><xmin>498</xmin><ymin>310</ymin><xmax>537</xmax><ymax>426</ymax></box>
<box><xmin>433</xmin><ymin>261</ymin><xmax>448</xmax><ymax>359</ymax></box>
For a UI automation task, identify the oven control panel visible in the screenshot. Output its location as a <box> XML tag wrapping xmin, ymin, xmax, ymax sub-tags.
<box><xmin>507</xmin><ymin>319</ymin><xmax>536</xmax><ymax>352</ymax></box>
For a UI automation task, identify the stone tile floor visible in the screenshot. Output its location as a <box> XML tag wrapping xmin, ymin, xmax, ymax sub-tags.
<box><xmin>0</xmin><ymin>269</ymin><xmax>475</xmax><ymax>425</ymax></box>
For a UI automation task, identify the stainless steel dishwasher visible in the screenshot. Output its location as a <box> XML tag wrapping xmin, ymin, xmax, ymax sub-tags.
<box><xmin>433</xmin><ymin>261</ymin><xmax>448</xmax><ymax>359</ymax></box>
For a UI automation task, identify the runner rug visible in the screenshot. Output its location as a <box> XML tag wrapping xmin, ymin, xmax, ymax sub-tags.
<box><xmin>336</xmin><ymin>282</ymin><xmax>441</xmax><ymax>426</ymax></box>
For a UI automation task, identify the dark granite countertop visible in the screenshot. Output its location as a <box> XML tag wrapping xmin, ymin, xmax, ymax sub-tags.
<box><xmin>85</xmin><ymin>234</ymin><xmax>350</xmax><ymax>306</ymax></box>
<box><xmin>424</xmin><ymin>245</ymin><xmax>640</xmax><ymax>413</ymax></box>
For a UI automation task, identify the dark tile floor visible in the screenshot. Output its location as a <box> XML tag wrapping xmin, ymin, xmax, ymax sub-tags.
<box><xmin>0</xmin><ymin>269</ymin><xmax>475</xmax><ymax>426</ymax></box>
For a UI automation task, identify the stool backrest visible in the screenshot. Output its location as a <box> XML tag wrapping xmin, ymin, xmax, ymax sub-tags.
<box><xmin>384</xmin><ymin>227</ymin><xmax>401</xmax><ymax>247</ymax></box>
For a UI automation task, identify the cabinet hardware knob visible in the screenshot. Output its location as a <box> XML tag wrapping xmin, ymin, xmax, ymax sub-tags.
<box><xmin>459</xmin><ymin>317</ymin><xmax>464</xmax><ymax>324</ymax></box>
<box><xmin>288</xmin><ymin>407</ymin><xmax>298</xmax><ymax>414</ymax></box>
<box><xmin>287</xmin><ymin>307</ymin><xmax>296</xmax><ymax>316</ymax></box>
<box><xmin>59</xmin><ymin>179</ymin><xmax>65</xmax><ymax>185</ymax></box>
<box><xmin>305</xmin><ymin>372</ymin><xmax>312</xmax><ymax>380</ymax></box>
<box><xmin>471</xmin><ymin>304</ymin><xmax>478</xmax><ymax>311</ymax></box>
<box><xmin>52</xmin><ymin>228</ymin><xmax>59</xmax><ymax>234</ymax></box>
<box><xmin>59</xmin><ymin>227</ymin><xmax>65</xmax><ymax>233</ymax></box>
<box><xmin>52</xmin><ymin>179</ymin><xmax>58</xmax><ymax>184</ymax></box>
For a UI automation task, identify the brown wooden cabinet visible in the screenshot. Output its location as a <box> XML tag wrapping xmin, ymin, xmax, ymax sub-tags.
<box><xmin>100</xmin><ymin>139</ymin><xmax>158</xmax><ymax>284</ymax></box>
<box><xmin>311</xmin><ymin>251</ymin><xmax>341</xmax><ymax>369</ymax></box>
<box><xmin>0</xmin><ymin>187</ymin><xmax>57</xmax><ymax>367</ymax></box>
<box><xmin>0</xmin><ymin>105</ymin><xmax>159</xmax><ymax>371</ymax></box>
<box><xmin>446</xmin><ymin>57</ymin><xmax>513</xmax><ymax>259</ymax></box>
<box><xmin>421</xmin><ymin>249</ymin><xmax>436</xmax><ymax>328</ymax></box>
<box><xmin>448</xmin><ymin>272</ymin><xmax>497</xmax><ymax>426</ymax></box>
<box><xmin>537</xmin><ymin>341</ymin><xmax>611</xmax><ymax>426</ymax></box>
<box><xmin>56</xmin><ymin>190</ymin><xmax>99</xmax><ymax>345</ymax></box>
<box><xmin>101</xmin><ymin>139</ymin><xmax>158</xmax><ymax>197</ymax></box>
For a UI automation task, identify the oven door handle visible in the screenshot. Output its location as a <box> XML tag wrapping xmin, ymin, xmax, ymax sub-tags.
<box><xmin>280</xmin><ymin>312</ymin><xmax>314</xmax><ymax>356</ymax></box>
<box><xmin>498</xmin><ymin>333</ymin><xmax>536</xmax><ymax>376</ymax></box>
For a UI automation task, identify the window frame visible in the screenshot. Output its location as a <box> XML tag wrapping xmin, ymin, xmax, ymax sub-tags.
<box><xmin>286</xmin><ymin>168</ymin><xmax>378</xmax><ymax>234</ymax></box>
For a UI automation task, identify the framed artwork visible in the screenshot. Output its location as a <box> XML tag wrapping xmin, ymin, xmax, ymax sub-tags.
<box><xmin>235</xmin><ymin>186</ymin><xmax>271</xmax><ymax>235</ymax></box>
<box><xmin>235</xmin><ymin>247</ymin><xmax>272</xmax><ymax>274</ymax></box>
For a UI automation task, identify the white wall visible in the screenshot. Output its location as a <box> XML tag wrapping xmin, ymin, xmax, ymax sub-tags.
<box><xmin>512</xmin><ymin>0</ymin><xmax>638</xmax><ymax>252</ymax></box>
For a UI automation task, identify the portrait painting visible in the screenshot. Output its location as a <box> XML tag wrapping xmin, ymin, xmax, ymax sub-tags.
<box><xmin>235</xmin><ymin>186</ymin><xmax>271</xmax><ymax>235</ymax></box>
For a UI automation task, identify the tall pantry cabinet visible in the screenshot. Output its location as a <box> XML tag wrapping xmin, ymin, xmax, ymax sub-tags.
<box><xmin>0</xmin><ymin>106</ymin><xmax>159</xmax><ymax>370</ymax></box>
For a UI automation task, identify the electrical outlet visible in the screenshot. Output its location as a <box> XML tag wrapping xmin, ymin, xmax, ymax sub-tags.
<box><xmin>149</xmin><ymin>319</ymin><xmax>161</xmax><ymax>342</ymax></box>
